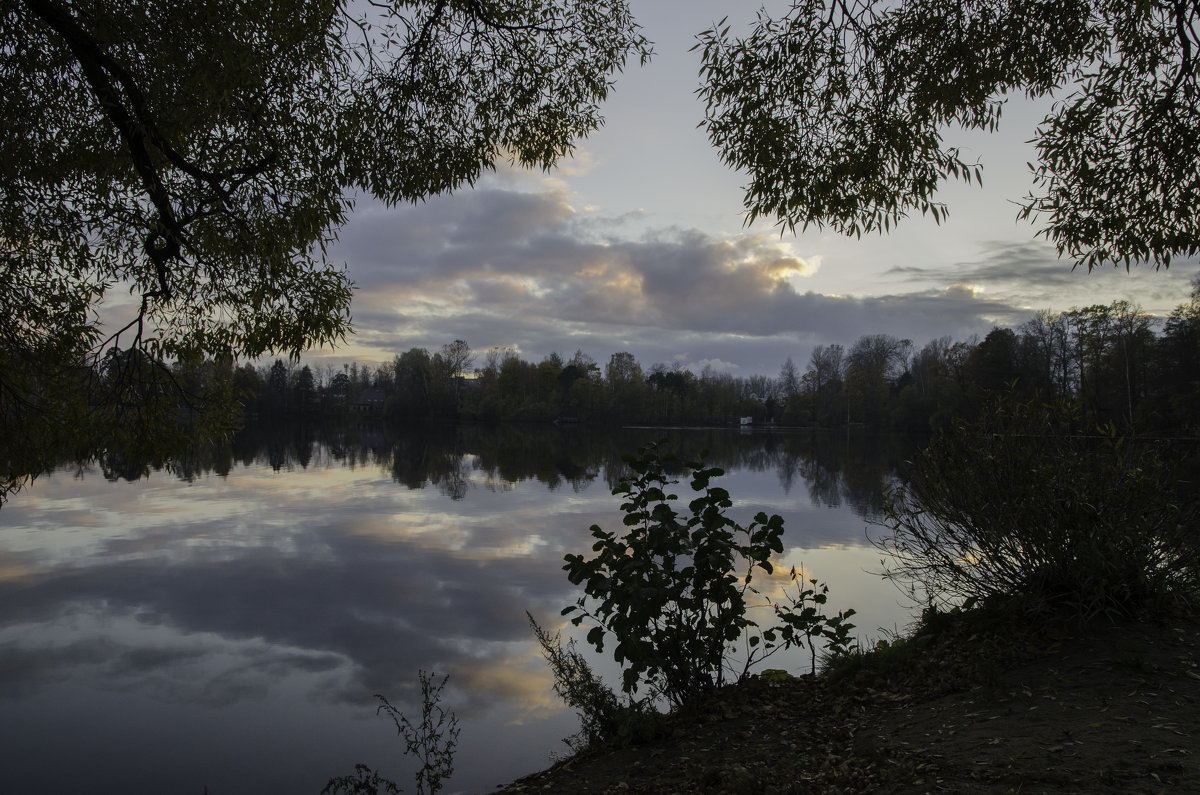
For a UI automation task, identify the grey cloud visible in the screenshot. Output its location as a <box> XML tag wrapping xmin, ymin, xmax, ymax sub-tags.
<box><xmin>326</xmin><ymin>185</ymin><xmax>1138</xmax><ymax>375</ymax></box>
<box><xmin>888</xmin><ymin>240</ymin><xmax>1200</xmax><ymax>314</ymax></box>
<box><xmin>886</xmin><ymin>240</ymin><xmax>1066</xmax><ymax>285</ymax></box>
<box><xmin>336</xmin><ymin>189</ymin><xmax>580</xmax><ymax>286</ymax></box>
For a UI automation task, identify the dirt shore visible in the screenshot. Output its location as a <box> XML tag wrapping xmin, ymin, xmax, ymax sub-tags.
<box><xmin>498</xmin><ymin>615</ymin><xmax>1200</xmax><ymax>794</ymax></box>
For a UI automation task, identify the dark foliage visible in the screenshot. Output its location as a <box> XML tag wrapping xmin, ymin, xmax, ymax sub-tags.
<box><xmin>562</xmin><ymin>442</ymin><xmax>855</xmax><ymax>709</ymax></box>
<box><xmin>877</xmin><ymin>394</ymin><xmax>1200</xmax><ymax>617</ymax></box>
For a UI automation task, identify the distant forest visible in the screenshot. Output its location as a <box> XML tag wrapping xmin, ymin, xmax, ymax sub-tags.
<box><xmin>220</xmin><ymin>292</ymin><xmax>1198</xmax><ymax>435</ymax></box>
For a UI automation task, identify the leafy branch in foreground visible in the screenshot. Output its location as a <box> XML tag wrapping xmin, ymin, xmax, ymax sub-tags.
<box><xmin>696</xmin><ymin>0</ymin><xmax>1200</xmax><ymax>270</ymax></box>
<box><xmin>2</xmin><ymin>0</ymin><xmax>650</xmax><ymax>503</ymax></box>
<box><xmin>323</xmin><ymin>670</ymin><xmax>460</xmax><ymax>795</ymax></box>
<box><xmin>562</xmin><ymin>442</ymin><xmax>856</xmax><ymax>710</ymax></box>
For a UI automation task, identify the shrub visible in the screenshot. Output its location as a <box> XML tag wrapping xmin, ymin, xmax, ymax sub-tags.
<box><xmin>876</xmin><ymin>395</ymin><xmax>1200</xmax><ymax>618</ymax></box>
<box><xmin>562</xmin><ymin>442</ymin><xmax>855</xmax><ymax>709</ymax></box>
<box><xmin>324</xmin><ymin>671</ymin><xmax>459</xmax><ymax>795</ymax></box>
<box><xmin>528</xmin><ymin>612</ymin><xmax>662</xmax><ymax>750</ymax></box>
<box><xmin>321</xmin><ymin>764</ymin><xmax>400</xmax><ymax>795</ymax></box>
<box><xmin>377</xmin><ymin>672</ymin><xmax>460</xmax><ymax>795</ymax></box>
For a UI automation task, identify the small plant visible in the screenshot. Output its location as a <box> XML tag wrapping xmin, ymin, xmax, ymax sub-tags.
<box><xmin>770</xmin><ymin>573</ymin><xmax>859</xmax><ymax>675</ymax></box>
<box><xmin>527</xmin><ymin>612</ymin><xmax>662</xmax><ymax>750</ymax></box>
<box><xmin>562</xmin><ymin>441</ymin><xmax>856</xmax><ymax>709</ymax></box>
<box><xmin>378</xmin><ymin>671</ymin><xmax>460</xmax><ymax>795</ymax></box>
<box><xmin>528</xmin><ymin>611</ymin><xmax>621</xmax><ymax>747</ymax></box>
<box><xmin>323</xmin><ymin>671</ymin><xmax>460</xmax><ymax>795</ymax></box>
<box><xmin>321</xmin><ymin>764</ymin><xmax>401</xmax><ymax>795</ymax></box>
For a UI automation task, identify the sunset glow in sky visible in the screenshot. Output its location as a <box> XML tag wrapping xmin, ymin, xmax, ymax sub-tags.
<box><xmin>321</xmin><ymin>0</ymin><xmax>1200</xmax><ymax>377</ymax></box>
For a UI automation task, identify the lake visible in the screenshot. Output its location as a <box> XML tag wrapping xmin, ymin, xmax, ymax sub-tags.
<box><xmin>0</xmin><ymin>423</ymin><xmax>921</xmax><ymax>794</ymax></box>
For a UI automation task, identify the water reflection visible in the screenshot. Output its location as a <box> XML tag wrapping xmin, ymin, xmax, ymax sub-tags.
<box><xmin>121</xmin><ymin>422</ymin><xmax>918</xmax><ymax>516</ymax></box>
<box><xmin>0</xmin><ymin>424</ymin><xmax>921</xmax><ymax>794</ymax></box>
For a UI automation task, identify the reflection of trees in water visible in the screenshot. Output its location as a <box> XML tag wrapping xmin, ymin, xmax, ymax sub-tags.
<box><xmin>709</xmin><ymin>429</ymin><xmax>923</xmax><ymax>520</ymax></box>
<box><xmin>466</xmin><ymin>424</ymin><xmax>603</xmax><ymax>493</ymax></box>
<box><xmin>588</xmin><ymin>428</ymin><xmax>921</xmax><ymax>518</ymax></box>
<box><xmin>82</xmin><ymin>422</ymin><xmax>923</xmax><ymax>520</ymax></box>
<box><xmin>229</xmin><ymin>421</ymin><xmax>392</xmax><ymax>473</ymax></box>
<box><xmin>429</xmin><ymin>449</ymin><xmax>471</xmax><ymax>501</ymax></box>
<box><xmin>737</xmin><ymin>445</ymin><xmax>776</xmax><ymax>474</ymax></box>
<box><xmin>381</xmin><ymin>424</ymin><xmax>609</xmax><ymax>496</ymax></box>
<box><xmin>388</xmin><ymin>430</ymin><xmax>437</xmax><ymax>490</ymax></box>
<box><xmin>720</xmin><ymin>432</ymin><xmax>845</xmax><ymax>507</ymax></box>
<box><xmin>839</xmin><ymin>439</ymin><xmax>891</xmax><ymax>520</ymax></box>
<box><xmin>482</xmin><ymin>468</ymin><xmax>517</xmax><ymax>494</ymax></box>
<box><xmin>267</xmin><ymin>435</ymin><xmax>288</xmax><ymax>472</ymax></box>
<box><xmin>101</xmin><ymin>439</ymin><xmax>236</xmax><ymax>484</ymax></box>
<box><xmin>799</xmin><ymin>455</ymin><xmax>843</xmax><ymax>508</ymax></box>
<box><xmin>100</xmin><ymin>452</ymin><xmax>153</xmax><ymax>483</ymax></box>
<box><xmin>840</xmin><ymin>433</ymin><xmax>920</xmax><ymax>519</ymax></box>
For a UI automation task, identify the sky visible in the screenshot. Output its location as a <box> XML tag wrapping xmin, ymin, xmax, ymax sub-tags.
<box><xmin>319</xmin><ymin>0</ymin><xmax>1200</xmax><ymax>379</ymax></box>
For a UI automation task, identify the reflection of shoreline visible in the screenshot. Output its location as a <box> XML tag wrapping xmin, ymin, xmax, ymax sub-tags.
<box><xmin>78</xmin><ymin>423</ymin><xmax>924</xmax><ymax>522</ymax></box>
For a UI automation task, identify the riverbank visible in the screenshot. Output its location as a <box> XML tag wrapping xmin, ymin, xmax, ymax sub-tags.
<box><xmin>498</xmin><ymin>612</ymin><xmax>1200</xmax><ymax>793</ymax></box>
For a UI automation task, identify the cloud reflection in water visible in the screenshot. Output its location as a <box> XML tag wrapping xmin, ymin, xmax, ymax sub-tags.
<box><xmin>0</xmin><ymin>425</ymin><xmax>917</xmax><ymax>793</ymax></box>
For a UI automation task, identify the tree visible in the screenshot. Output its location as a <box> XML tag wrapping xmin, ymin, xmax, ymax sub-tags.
<box><xmin>1</xmin><ymin>0</ymin><xmax>649</xmax><ymax>492</ymax></box>
<box><xmin>440</xmin><ymin>340</ymin><xmax>475</xmax><ymax>383</ymax></box>
<box><xmin>1017</xmin><ymin>310</ymin><xmax>1072</xmax><ymax>400</ymax></box>
<box><xmin>391</xmin><ymin>347</ymin><xmax>434</xmax><ymax>420</ymax></box>
<box><xmin>1055</xmin><ymin>301</ymin><xmax>1153</xmax><ymax>425</ymax></box>
<box><xmin>806</xmin><ymin>343</ymin><xmax>845</xmax><ymax>425</ymax></box>
<box><xmin>893</xmin><ymin>335</ymin><xmax>957</xmax><ymax>429</ymax></box>
<box><xmin>605</xmin><ymin>351</ymin><xmax>642</xmax><ymax>387</ymax></box>
<box><xmin>292</xmin><ymin>364</ymin><xmax>316</xmax><ymax>414</ymax></box>
<box><xmin>909</xmin><ymin>336</ymin><xmax>951</xmax><ymax>399</ymax></box>
<box><xmin>329</xmin><ymin>371</ymin><xmax>351</xmax><ymax>401</ymax></box>
<box><xmin>537</xmin><ymin>354</ymin><xmax>566</xmax><ymax>413</ymax></box>
<box><xmin>966</xmin><ymin>328</ymin><xmax>1020</xmax><ymax>397</ymax></box>
<box><xmin>696</xmin><ymin>365</ymin><xmax>742</xmax><ymax>424</ymax></box>
<box><xmin>696</xmin><ymin>0</ymin><xmax>1200</xmax><ymax>269</ymax></box>
<box><xmin>1152</xmin><ymin>278</ymin><xmax>1200</xmax><ymax>431</ymax></box>
<box><xmin>267</xmin><ymin>359</ymin><xmax>290</xmax><ymax>397</ymax></box>
<box><xmin>647</xmin><ymin>364</ymin><xmax>696</xmax><ymax>422</ymax></box>
<box><xmin>844</xmin><ymin>333</ymin><xmax>910</xmax><ymax>425</ymax></box>
<box><xmin>778</xmin><ymin>356</ymin><xmax>802</xmax><ymax>422</ymax></box>
<box><xmin>604</xmin><ymin>351</ymin><xmax>647</xmax><ymax>421</ymax></box>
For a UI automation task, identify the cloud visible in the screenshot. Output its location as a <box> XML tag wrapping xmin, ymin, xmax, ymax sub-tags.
<box><xmin>686</xmin><ymin>357</ymin><xmax>741</xmax><ymax>374</ymax></box>
<box><xmin>328</xmin><ymin>180</ymin><xmax>1173</xmax><ymax>375</ymax></box>
<box><xmin>887</xmin><ymin>240</ymin><xmax>1200</xmax><ymax>315</ymax></box>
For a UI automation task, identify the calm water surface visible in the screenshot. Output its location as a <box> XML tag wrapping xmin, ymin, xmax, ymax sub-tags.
<box><xmin>0</xmin><ymin>424</ymin><xmax>920</xmax><ymax>794</ymax></box>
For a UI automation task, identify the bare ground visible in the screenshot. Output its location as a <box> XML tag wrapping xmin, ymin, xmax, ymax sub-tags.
<box><xmin>498</xmin><ymin>614</ymin><xmax>1200</xmax><ymax>794</ymax></box>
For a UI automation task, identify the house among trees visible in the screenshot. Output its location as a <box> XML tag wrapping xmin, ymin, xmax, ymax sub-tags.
<box><xmin>350</xmin><ymin>387</ymin><xmax>387</xmax><ymax>413</ymax></box>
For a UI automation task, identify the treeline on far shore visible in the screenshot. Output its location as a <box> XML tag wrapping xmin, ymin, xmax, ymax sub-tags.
<box><xmin>230</xmin><ymin>292</ymin><xmax>1199</xmax><ymax>436</ymax></box>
